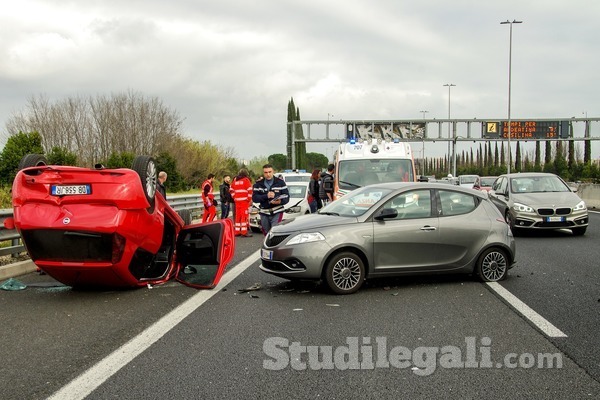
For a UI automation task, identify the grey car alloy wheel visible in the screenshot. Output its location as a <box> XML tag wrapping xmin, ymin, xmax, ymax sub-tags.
<box><xmin>477</xmin><ymin>248</ymin><xmax>508</xmax><ymax>282</ymax></box>
<box><xmin>325</xmin><ymin>252</ymin><xmax>365</xmax><ymax>294</ymax></box>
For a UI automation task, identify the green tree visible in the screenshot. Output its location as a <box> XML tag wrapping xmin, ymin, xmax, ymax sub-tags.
<box><xmin>247</xmin><ymin>156</ymin><xmax>269</xmax><ymax>181</ymax></box>
<box><xmin>286</xmin><ymin>99</ymin><xmax>294</xmax><ymax>168</ymax></box>
<box><xmin>515</xmin><ymin>142</ymin><xmax>521</xmax><ymax>172</ymax></box>
<box><xmin>286</xmin><ymin>98</ymin><xmax>307</xmax><ymax>170</ymax></box>
<box><xmin>304</xmin><ymin>152</ymin><xmax>329</xmax><ymax>171</ymax></box>
<box><xmin>494</xmin><ymin>142</ymin><xmax>499</xmax><ymax>168</ymax></box>
<box><xmin>554</xmin><ymin>141</ymin><xmax>568</xmax><ymax>177</ymax></box>
<box><xmin>47</xmin><ymin>146</ymin><xmax>78</xmax><ymax>166</ymax></box>
<box><xmin>0</xmin><ymin>131</ymin><xmax>44</xmax><ymax>184</ymax></box>
<box><xmin>224</xmin><ymin>157</ymin><xmax>242</xmax><ymax>178</ymax></box>
<box><xmin>155</xmin><ymin>152</ymin><xmax>186</xmax><ymax>193</ymax></box>
<box><xmin>268</xmin><ymin>154</ymin><xmax>287</xmax><ymax>171</ymax></box>
<box><xmin>101</xmin><ymin>152</ymin><xmax>136</xmax><ymax>168</ymax></box>
<box><xmin>534</xmin><ymin>141</ymin><xmax>541</xmax><ymax>171</ymax></box>
<box><xmin>544</xmin><ymin>141</ymin><xmax>552</xmax><ymax>166</ymax></box>
<box><xmin>584</xmin><ymin>123</ymin><xmax>592</xmax><ymax>164</ymax></box>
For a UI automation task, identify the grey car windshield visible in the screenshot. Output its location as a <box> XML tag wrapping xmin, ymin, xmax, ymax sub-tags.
<box><xmin>319</xmin><ymin>187</ymin><xmax>393</xmax><ymax>217</ymax></box>
<box><xmin>510</xmin><ymin>175</ymin><xmax>570</xmax><ymax>193</ymax></box>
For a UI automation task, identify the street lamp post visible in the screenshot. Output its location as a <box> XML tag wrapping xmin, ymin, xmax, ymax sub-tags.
<box><xmin>501</xmin><ymin>19</ymin><xmax>522</xmax><ymax>175</ymax></box>
<box><xmin>326</xmin><ymin>113</ymin><xmax>334</xmax><ymax>139</ymax></box>
<box><xmin>419</xmin><ymin>110</ymin><xmax>429</xmax><ymax>175</ymax></box>
<box><xmin>443</xmin><ymin>84</ymin><xmax>456</xmax><ymax>176</ymax></box>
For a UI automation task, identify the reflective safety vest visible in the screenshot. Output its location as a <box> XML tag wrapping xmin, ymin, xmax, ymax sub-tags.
<box><xmin>201</xmin><ymin>179</ymin><xmax>215</xmax><ymax>204</ymax></box>
<box><xmin>230</xmin><ymin>176</ymin><xmax>252</xmax><ymax>203</ymax></box>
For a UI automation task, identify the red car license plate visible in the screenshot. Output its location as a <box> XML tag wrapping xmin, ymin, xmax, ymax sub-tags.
<box><xmin>51</xmin><ymin>184</ymin><xmax>91</xmax><ymax>196</ymax></box>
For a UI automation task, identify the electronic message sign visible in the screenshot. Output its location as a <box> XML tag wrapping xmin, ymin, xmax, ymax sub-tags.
<box><xmin>483</xmin><ymin>121</ymin><xmax>569</xmax><ymax>139</ymax></box>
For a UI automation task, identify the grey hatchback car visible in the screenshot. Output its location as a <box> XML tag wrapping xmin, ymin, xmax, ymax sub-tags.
<box><xmin>488</xmin><ymin>172</ymin><xmax>588</xmax><ymax>236</ymax></box>
<box><xmin>260</xmin><ymin>183</ymin><xmax>516</xmax><ymax>294</ymax></box>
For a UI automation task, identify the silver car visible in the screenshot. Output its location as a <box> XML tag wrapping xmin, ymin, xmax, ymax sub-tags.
<box><xmin>488</xmin><ymin>172</ymin><xmax>588</xmax><ymax>236</ymax></box>
<box><xmin>260</xmin><ymin>183</ymin><xmax>516</xmax><ymax>294</ymax></box>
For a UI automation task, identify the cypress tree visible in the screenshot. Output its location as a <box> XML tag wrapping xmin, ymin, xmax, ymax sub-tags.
<box><xmin>515</xmin><ymin>141</ymin><xmax>521</xmax><ymax>172</ymax></box>
<box><xmin>534</xmin><ymin>141</ymin><xmax>541</xmax><ymax>171</ymax></box>
<box><xmin>494</xmin><ymin>142</ymin><xmax>499</xmax><ymax>167</ymax></box>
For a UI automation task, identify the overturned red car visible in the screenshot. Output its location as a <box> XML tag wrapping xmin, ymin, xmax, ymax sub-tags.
<box><xmin>9</xmin><ymin>154</ymin><xmax>235</xmax><ymax>289</ymax></box>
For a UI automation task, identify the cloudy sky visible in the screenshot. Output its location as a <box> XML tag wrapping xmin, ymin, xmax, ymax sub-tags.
<box><xmin>1</xmin><ymin>0</ymin><xmax>599</xmax><ymax>162</ymax></box>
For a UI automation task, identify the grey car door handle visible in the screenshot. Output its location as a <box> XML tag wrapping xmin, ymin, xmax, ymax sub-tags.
<box><xmin>420</xmin><ymin>226</ymin><xmax>437</xmax><ymax>231</ymax></box>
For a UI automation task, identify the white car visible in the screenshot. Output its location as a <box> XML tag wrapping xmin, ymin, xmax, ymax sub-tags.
<box><xmin>276</xmin><ymin>170</ymin><xmax>311</xmax><ymax>183</ymax></box>
<box><xmin>458</xmin><ymin>175</ymin><xmax>480</xmax><ymax>189</ymax></box>
<box><xmin>250</xmin><ymin>181</ymin><xmax>312</xmax><ymax>232</ymax></box>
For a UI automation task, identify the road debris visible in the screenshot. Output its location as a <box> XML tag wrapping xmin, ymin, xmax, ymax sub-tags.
<box><xmin>0</xmin><ymin>278</ymin><xmax>27</xmax><ymax>291</ymax></box>
<box><xmin>238</xmin><ymin>283</ymin><xmax>262</xmax><ymax>293</ymax></box>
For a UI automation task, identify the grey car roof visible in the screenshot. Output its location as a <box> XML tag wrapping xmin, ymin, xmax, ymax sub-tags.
<box><xmin>363</xmin><ymin>182</ymin><xmax>489</xmax><ymax>200</ymax></box>
<box><xmin>500</xmin><ymin>172</ymin><xmax>558</xmax><ymax>178</ymax></box>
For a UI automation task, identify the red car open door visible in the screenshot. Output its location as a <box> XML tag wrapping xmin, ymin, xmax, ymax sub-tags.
<box><xmin>175</xmin><ymin>218</ymin><xmax>235</xmax><ymax>289</ymax></box>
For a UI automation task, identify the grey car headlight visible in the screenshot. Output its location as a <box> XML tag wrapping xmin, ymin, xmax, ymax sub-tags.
<box><xmin>286</xmin><ymin>206</ymin><xmax>302</xmax><ymax>213</ymax></box>
<box><xmin>512</xmin><ymin>202</ymin><xmax>534</xmax><ymax>213</ymax></box>
<box><xmin>573</xmin><ymin>200</ymin><xmax>587</xmax><ymax>211</ymax></box>
<box><xmin>287</xmin><ymin>232</ymin><xmax>325</xmax><ymax>245</ymax></box>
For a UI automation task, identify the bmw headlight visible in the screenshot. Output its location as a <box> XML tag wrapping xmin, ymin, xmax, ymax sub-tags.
<box><xmin>512</xmin><ymin>202</ymin><xmax>534</xmax><ymax>213</ymax></box>
<box><xmin>286</xmin><ymin>206</ymin><xmax>301</xmax><ymax>213</ymax></box>
<box><xmin>573</xmin><ymin>200</ymin><xmax>587</xmax><ymax>211</ymax></box>
<box><xmin>287</xmin><ymin>232</ymin><xmax>325</xmax><ymax>245</ymax></box>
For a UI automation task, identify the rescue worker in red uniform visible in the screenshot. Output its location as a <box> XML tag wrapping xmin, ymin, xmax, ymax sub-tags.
<box><xmin>201</xmin><ymin>173</ymin><xmax>217</xmax><ymax>222</ymax></box>
<box><xmin>229</xmin><ymin>168</ymin><xmax>253</xmax><ymax>237</ymax></box>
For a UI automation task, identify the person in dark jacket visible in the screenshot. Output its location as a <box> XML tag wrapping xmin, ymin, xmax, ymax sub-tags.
<box><xmin>252</xmin><ymin>164</ymin><xmax>289</xmax><ymax>235</ymax></box>
<box><xmin>308</xmin><ymin>169</ymin><xmax>321</xmax><ymax>212</ymax></box>
<box><xmin>318</xmin><ymin>164</ymin><xmax>335</xmax><ymax>204</ymax></box>
<box><xmin>219</xmin><ymin>175</ymin><xmax>233</xmax><ymax>219</ymax></box>
<box><xmin>157</xmin><ymin>171</ymin><xmax>167</xmax><ymax>199</ymax></box>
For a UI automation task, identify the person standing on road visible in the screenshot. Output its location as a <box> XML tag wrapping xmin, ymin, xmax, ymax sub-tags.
<box><xmin>230</xmin><ymin>168</ymin><xmax>253</xmax><ymax>237</ymax></box>
<box><xmin>201</xmin><ymin>173</ymin><xmax>217</xmax><ymax>222</ymax></box>
<box><xmin>252</xmin><ymin>164</ymin><xmax>289</xmax><ymax>235</ymax></box>
<box><xmin>319</xmin><ymin>163</ymin><xmax>335</xmax><ymax>205</ymax></box>
<box><xmin>157</xmin><ymin>171</ymin><xmax>167</xmax><ymax>199</ymax></box>
<box><xmin>308</xmin><ymin>169</ymin><xmax>321</xmax><ymax>212</ymax></box>
<box><xmin>219</xmin><ymin>174</ymin><xmax>233</xmax><ymax>219</ymax></box>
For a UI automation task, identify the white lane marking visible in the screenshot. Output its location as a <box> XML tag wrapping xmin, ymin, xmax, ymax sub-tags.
<box><xmin>486</xmin><ymin>282</ymin><xmax>567</xmax><ymax>338</ymax></box>
<box><xmin>48</xmin><ymin>250</ymin><xmax>261</xmax><ymax>400</ymax></box>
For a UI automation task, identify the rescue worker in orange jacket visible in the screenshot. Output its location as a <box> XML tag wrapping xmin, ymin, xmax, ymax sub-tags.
<box><xmin>229</xmin><ymin>168</ymin><xmax>253</xmax><ymax>237</ymax></box>
<box><xmin>201</xmin><ymin>173</ymin><xmax>217</xmax><ymax>223</ymax></box>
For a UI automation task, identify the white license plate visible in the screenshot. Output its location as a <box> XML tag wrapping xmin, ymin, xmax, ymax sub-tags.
<box><xmin>52</xmin><ymin>184</ymin><xmax>91</xmax><ymax>196</ymax></box>
<box><xmin>261</xmin><ymin>249</ymin><xmax>273</xmax><ymax>260</ymax></box>
<box><xmin>546</xmin><ymin>216</ymin><xmax>564</xmax><ymax>222</ymax></box>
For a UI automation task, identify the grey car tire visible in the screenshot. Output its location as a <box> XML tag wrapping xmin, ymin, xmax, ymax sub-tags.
<box><xmin>476</xmin><ymin>248</ymin><xmax>508</xmax><ymax>282</ymax></box>
<box><xmin>325</xmin><ymin>252</ymin><xmax>365</xmax><ymax>295</ymax></box>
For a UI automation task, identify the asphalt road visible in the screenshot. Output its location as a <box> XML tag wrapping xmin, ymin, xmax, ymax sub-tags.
<box><xmin>1</xmin><ymin>215</ymin><xmax>599</xmax><ymax>399</ymax></box>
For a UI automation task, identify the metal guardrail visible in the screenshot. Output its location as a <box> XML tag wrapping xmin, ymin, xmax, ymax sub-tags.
<box><xmin>0</xmin><ymin>193</ymin><xmax>210</xmax><ymax>259</ymax></box>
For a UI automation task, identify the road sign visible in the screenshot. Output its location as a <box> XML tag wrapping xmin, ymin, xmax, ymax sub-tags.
<box><xmin>483</xmin><ymin>121</ymin><xmax>569</xmax><ymax>139</ymax></box>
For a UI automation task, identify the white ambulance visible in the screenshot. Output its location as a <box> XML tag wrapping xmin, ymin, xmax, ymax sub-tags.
<box><xmin>333</xmin><ymin>138</ymin><xmax>416</xmax><ymax>199</ymax></box>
